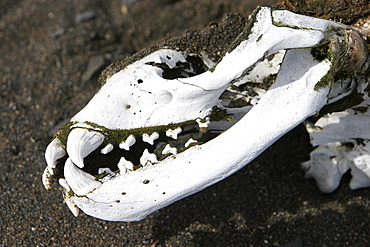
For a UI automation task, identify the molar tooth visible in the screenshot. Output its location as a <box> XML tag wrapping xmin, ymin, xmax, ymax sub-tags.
<box><xmin>142</xmin><ymin>132</ymin><xmax>159</xmax><ymax>145</ymax></box>
<box><xmin>101</xmin><ymin>143</ymin><xmax>114</xmax><ymax>154</ymax></box>
<box><xmin>162</xmin><ymin>144</ymin><xmax>177</xmax><ymax>155</ymax></box>
<box><xmin>185</xmin><ymin>138</ymin><xmax>198</xmax><ymax>148</ymax></box>
<box><xmin>45</xmin><ymin>138</ymin><xmax>66</xmax><ymax>169</ymax></box>
<box><xmin>64</xmin><ymin>158</ymin><xmax>102</xmax><ymax>196</ymax></box>
<box><xmin>98</xmin><ymin>167</ymin><xmax>116</xmax><ymax>177</ymax></box>
<box><xmin>67</xmin><ymin>128</ymin><xmax>104</xmax><ymax>168</ymax></box>
<box><xmin>140</xmin><ymin>149</ymin><xmax>158</xmax><ymax>166</ymax></box>
<box><xmin>196</xmin><ymin>117</ymin><xmax>210</xmax><ymax>132</ymax></box>
<box><xmin>166</xmin><ymin>127</ymin><xmax>182</xmax><ymax>139</ymax></box>
<box><xmin>117</xmin><ymin>157</ymin><xmax>134</xmax><ymax>172</ymax></box>
<box><xmin>119</xmin><ymin>134</ymin><xmax>136</xmax><ymax>150</ymax></box>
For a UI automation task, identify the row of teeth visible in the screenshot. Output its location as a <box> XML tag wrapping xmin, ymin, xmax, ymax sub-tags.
<box><xmin>44</xmin><ymin>125</ymin><xmax>202</xmax><ymax>196</ymax></box>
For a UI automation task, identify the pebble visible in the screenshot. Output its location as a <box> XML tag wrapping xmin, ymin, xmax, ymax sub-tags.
<box><xmin>75</xmin><ymin>10</ymin><xmax>98</xmax><ymax>24</ymax></box>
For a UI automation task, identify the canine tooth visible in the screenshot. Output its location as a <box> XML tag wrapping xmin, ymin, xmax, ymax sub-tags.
<box><xmin>162</xmin><ymin>144</ymin><xmax>177</xmax><ymax>155</ymax></box>
<box><xmin>166</xmin><ymin>127</ymin><xmax>182</xmax><ymax>139</ymax></box>
<box><xmin>101</xmin><ymin>143</ymin><xmax>114</xmax><ymax>154</ymax></box>
<box><xmin>119</xmin><ymin>134</ymin><xmax>136</xmax><ymax>150</ymax></box>
<box><xmin>64</xmin><ymin>158</ymin><xmax>101</xmax><ymax>196</ymax></box>
<box><xmin>45</xmin><ymin>138</ymin><xmax>66</xmax><ymax>169</ymax></box>
<box><xmin>185</xmin><ymin>138</ymin><xmax>198</xmax><ymax>148</ymax></box>
<box><xmin>117</xmin><ymin>157</ymin><xmax>134</xmax><ymax>172</ymax></box>
<box><xmin>196</xmin><ymin>117</ymin><xmax>210</xmax><ymax>132</ymax></box>
<box><xmin>142</xmin><ymin>132</ymin><xmax>159</xmax><ymax>145</ymax></box>
<box><xmin>140</xmin><ymin>149</ymin><xmax>158</xmax><ymax>165</ymax></box>
<box><xmin>67</xmin><ymin>128</ymin><xmax>104</xmax><ymax>168</ymax></box>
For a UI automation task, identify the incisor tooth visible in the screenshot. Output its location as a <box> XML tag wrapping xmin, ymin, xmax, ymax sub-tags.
<box><xmin>140</xmin><ymin>149</ymin><xmax>158</xmax><ymax>165</ymax></box>
<box><xmin>142</xmin><ymin>132</ymin><xmax>159</xmax><ymax>145</ymax></box>
<box><xmin>101</xmin><ymin>143</ymin><xmax>114</xmax><ymax>154</ymax></box>
<box><xmin>166</xmin><ymin>127</ymin><xmax>182</xmax><ymax>139</ymax></box>
<box><xmin>162</xmin><ymin>144</ymin><xmax>177</xmax><ymax>155</ymax></box>
<box><xmin>117</xmin><ymin>157</ymin><xmax>134</xmax><ymax>172</ymax></box>
<box><xmin>119</xmin><ymin>134</ymin><xmax>136</xmax><ymax>150</ymax></box>
<box><xmin>64</xmin><ymin>158</ymin><xmax>101</xmax><ymax>196</ymax></box>
<box><xmin>45</xmin><ymin>138</ymin><xmax>66</xmax><ymax>169</ymax></box>
<box><xmin>67</xmin><ymin>128</ymin><xmax>104</xmax><ymax>168</ymax></box>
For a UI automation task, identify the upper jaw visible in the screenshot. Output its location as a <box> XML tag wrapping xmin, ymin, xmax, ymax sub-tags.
<box><xmin>42</xmin><ymin>6</ymin><xmax>369</xmax><ymax>221</ymax></box>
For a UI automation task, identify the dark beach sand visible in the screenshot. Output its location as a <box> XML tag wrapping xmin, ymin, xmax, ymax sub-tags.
<box><xmin>1</xmin><ymin>0</ymin><xmax>369</xmax><ymax>246</ymax></box>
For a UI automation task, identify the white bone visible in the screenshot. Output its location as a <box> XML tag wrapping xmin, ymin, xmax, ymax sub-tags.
<box><xmin>117</xmin><ymin>157</ymin><xmax>134</xmax><ymax>172</ymax></box>
<box><xmin>45</xmin><ymin>138</ymin><xmax>66</xmax><ymax>169</ymax></box>
<box><xmin>140</xmin><ymin>149</ymin><xmax>158</xmax><ymax>166</ymax></box>
<box><xmin>64</xmin><ymin>158</ymin><xmax>102</xmax><ymax>196</ymax></box>
<box><xmin>301</xmin><ymin>142</ymin><xmax>350</xmax><ymax>193</ymax></box>
<box><xmin>166</xmin><ymin>127</ymin><xmax>182</xmax><ymax>139</ymax></box>
<box><xmin>101</xmin><ymin>143</ymin><xmax>114</xmax><ymax>154</ymax></box>
<box><xmin>303</xmin><ymin>94</ymin><xmax>370</xmax><ymax>192</ymax></box>
<box><xmin>67</xmin><ymin>128</ymin><xmax>104</xmax><ymax>168</ymax></box>
<box><xmin>98</xmin><ymin>168</ymin><xmax>116</xmax><ymax>177</ymax></box>
<box><xmin>58</xmin><ymin>178</ymin><xmax>71</xmax><ymax>191</ymax></box>
<box><xmin>43</xmin><ymin>7</ymin><xmax>368</xmax><ymax>221</ymax></box>
<box><xmin>71</xmin><ymin>49</ymin><xmax>333</xmax><ymax>221</ymax></box>
<box><xmin>196</xmin><ymin>117</ymin><xmax>210</xmax><ymax>131</ymax></box>
<box><xmin>185</xmin><ymin>138</ymin><xmax>197</xmax><ymax>148</ymax></box>
<box><xmin>162</xmin><ymin>144</ymin><xmax>177</xmax><ymax>155</ymax></box>
<box><xmin>142</xmin><ymin>132</ymin><xmax>159</xmax><ymax>145</ymax></box>
<box><xmin>69</xmin><ymin>7</ymin><xmax>340</xmax><ymax>131</ymax></box>
<box><xmin>119</xmin><ymin>134</ymin><xmax>136</xmax><ymax>150</ymax></box>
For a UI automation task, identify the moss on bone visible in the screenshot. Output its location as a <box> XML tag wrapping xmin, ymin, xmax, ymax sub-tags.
<box><xmin>56</xmin><ymin>121</ymin><xmax>77</xmax><ymax>147</ymax></box>
<box><xmin>57</xmin><ymin>106</ymin><xmax>232</xmax><ymax>148</ymax></box>
<box><xmin>208</xmin><ymin>106</ymin><xmax>233</xmax><ymax>122</ymax></box>
<box><xmin>209</xmin><ymin>6</ymin><xmax>262</xmax><ymax>72</ymax></box>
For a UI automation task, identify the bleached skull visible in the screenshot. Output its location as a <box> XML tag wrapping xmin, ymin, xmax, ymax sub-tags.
<box><xmin>42</xmin><ymin>7</ymin><xmax>369</xmax><ymax>221</ymax></box>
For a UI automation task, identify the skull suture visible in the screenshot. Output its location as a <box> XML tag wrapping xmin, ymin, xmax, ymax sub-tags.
<box><xmin>42</xmin><ymin>7</ymin><xmax>369</xmax><ymax>221</ymax></box>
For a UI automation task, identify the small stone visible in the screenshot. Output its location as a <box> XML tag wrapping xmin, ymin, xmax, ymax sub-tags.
<box><xmin>82</xmin><ymin>55</ymin><xmax>106</xmax><ymax>82</ymax></box>
<box><xmin>75</xmin><ymin>10</ymin><xmax>98</xmax><ymax>24</ymax></box>
<box><xmin>51</xmin><ymin>28</ymin><xmax>65</xmax><ymax>39</ymax></box>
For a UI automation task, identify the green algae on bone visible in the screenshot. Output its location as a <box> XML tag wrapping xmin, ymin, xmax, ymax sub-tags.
<box><xmin>57</xmin><ymin>106</ymin><xmax>233</xmax><ymax>148</ymax></box>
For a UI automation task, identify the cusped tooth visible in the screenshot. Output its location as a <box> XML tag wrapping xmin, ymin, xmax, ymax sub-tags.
<box><xmin>166</xmin><ymin>127</ymin><xmax>182</xmax><ymax>139</ymax></box>
<box><xmin>140</xmin><ymin>149</ymin><xmax>158</xmax><ymax>166</ymax></box>
<box><xmin>185</xmin><ymin>138</ymin><xmax>198</xmax><ymax>148</ymax></box>
<box><xmin>67</xmin><ymin>128</ymin><xmax>104</xmax><ymax>168</ymax></box>
<box><xmin>119</xmin><ymin>134</ymin><xmax>136</xmax><ymax>150</ymax></box>
<box><xmin>117</xmin><ymin>157</ymin><xmax>134</xmax><ymax>173</ymax></box>
<box><xmin>142</xmin><ymin>132</ymin><xmax>159</xmax><ymax>145</ymax></box>
<box><xmin>196</xmin><ymin>117</ymin><xmax>210</xmax><ymax>132</ymax></box>
<box><xmin>101</xmin><ymin>143</ymin><xmax>114</xmax><ymax>154</ymax></box>
<box><xmin>162</xmin><ymin>144</ymin><xmax>177</xmax><ymax>155</ymax></box>
<box><xmin>64</xmin><ymin>158</ymin><xmax>102</xmax><ymax>196</ymax></box>
<box><xmin>45</xmin><ymin>138</ymin><xmax>66</xmax><ymax>169</ymax></box>
<box><xmin>98</xmin><ymin>167</ymin><xmax>116</xmax><ymax>177</ymax></box>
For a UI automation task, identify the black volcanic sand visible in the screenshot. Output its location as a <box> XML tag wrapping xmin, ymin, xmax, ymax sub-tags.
<box><xmin>1</xmin><ymin>0</ymin><xmax>369</xmax><ymax>246</ymax></box>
